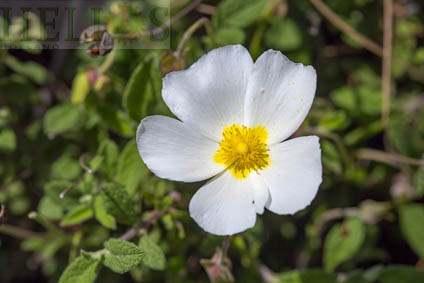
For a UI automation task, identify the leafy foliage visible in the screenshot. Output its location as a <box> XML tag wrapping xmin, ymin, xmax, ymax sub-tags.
<box><xmin>139</xmin><ymin>235</ymin><xmax>166</xmax><ymax>270</ymax></box>
<box><xmin>58</xmin><ymin>255</ymin><xmax>101</xmax><ymax>283</ymax></box>
<box><xmin>1</xmin><ymin>0</ymin><xmax>424</xmax><ymax>282</ymax></box>
<box><xmin>324</xmin><ymin>217</ymin><xmax>366</xmax><ymax>271</ymax></box>
<box><xmin>103</xmin><ymin>239</ymin><xmax>144</xmax><ymax>274</ymax></box>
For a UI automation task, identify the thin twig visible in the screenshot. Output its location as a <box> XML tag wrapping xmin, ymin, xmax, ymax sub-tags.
<box><xmin>309</xmin><ymin>0</ymin><xmax>383</xmax><ymax>56</ymax></box>
<box><xmin>59</xmin><ymin>175</ymin><xmax>84</xmax><ymax>199</ymax></box>
<box><xmin>197</xmin><ymin>3</ymin><xmax>217</xmax><ymax>15</ymax></box>
<box><xmin>120</xmin><ymin>210</ymin><xmax>163</xmax><ymax>241</ymax></box>
<box><xmin>382</xmin><ymin>0</ymin><xmax>393</xmax><ymax>127</ymax></box>
<box><xmin>221</xmin><ymin>236</ymin><xmax>231</xmax><ymax>258</ymax></box>
<box><xmin>314</xmin><ymin>207</ymin><xmax>358</xmax><ymax>232</ymax></box>
<box><xmin>0</xmin><ymin>224</ymin><xmax>42</xmax><ymax>239</ymax></box>
<box><xmin>176</xmin><ymin>17</ymin><xmax>215</xmax><ymax>59</ymax></box>
<box><xmin>79</xmin><ymin>153</ymin><xmax>93</xmax><ymax>174</ymax></box>
<box><xmin>168</xmin><ymin>0</ymin><xmax>204</xmax><ymax>27</ymax></box>
<box><xmin>98</xmin><ymin>49</ymin><xmax>116</xmax><ymax>74</ymax></box>
<box><xmin>114</xmin><ymin>0</ymin><xmax>203</xmax><ymax>40</ymax></box>
<box><xmin>357</xmin><ymin>148</ymin><xmax>424</xmax><ymax>167</ymax></box>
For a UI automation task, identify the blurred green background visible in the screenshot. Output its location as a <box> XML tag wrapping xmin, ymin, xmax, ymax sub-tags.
<box><xmin>1</xmin><ymin>0</ymin><xmax>424</xmax><ymax>282</ymax></box>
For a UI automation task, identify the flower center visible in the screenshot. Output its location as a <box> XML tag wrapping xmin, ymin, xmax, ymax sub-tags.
<box><xmin>214</xmin><ymin>124</ymin><xmax>270</xmax><ymax>180</ymax></box>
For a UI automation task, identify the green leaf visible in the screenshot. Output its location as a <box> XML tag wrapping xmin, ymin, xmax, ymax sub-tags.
<box><xmin>323</xmin><ymin>217</ymin><xmax>365</xmax><ymax>271</ymax></box>
<box><xmin>71</xmin><ymin>71</ymin><xmax>91</xmax><ymax>104</ymax></box>
<box><xmin>415</xmin><ymin>166</ymin><xmax>424</xmax><ymax>197</ymax></box>
<box><xmin>387</xmin><ymin>118</ymin><xmax>421</xmax><ymax>157</ymax></box>
<box><xmin>44</xmin><ymin>180</ymin><xmax>80</xmax><ymax>209</ymax></box>
<box><xmin>318</xmin><ymin>110</ymin><xmax>350</xmax><ymax>131</ymax></box>
<box><xmin>103</xmin><ymin>239</ymin><xmax>144</xmax><ymax>274</ymax></box>
<box><xmin>97</xmin><ymin>104</ymin><xmax>133</xmax><ymax>137</ymax></box>
<box><xmin>117</xmin><ymin>140</ymin><xmax>147</xmax><ymax>195</ymax></box>
<box><xmin>38</xmin><ymin>196</ymin><xmax>64</xmax><ymax>220</ymax></box>
<box><xmin>265</xmin><ymin>19</ymin><xmax>303</xmax><ymax>51</ymax></box>
<box><xmin>96</xmin><ymin>139</ymin><xmax>119</xmax><ymax>178</ymax></box>
<box><xmin>276</xmin><ymin>270</ymin><xmax>337</xmax><ymax>283</ymax></box>
<box><xmin>100</xmin><ymin>183</ymin><xmax>136</xmax><ymax>225</ymax></box>
<box><xmin>343</xmin><ymin>271</ymin><xmax>371</xmax><ymax>283</ymax></box>
<box><xmin>123</xmin><ymin>58</ymin><xmax>156</xmax><ymax>122</ymax></box>
<box><xmin>399</xmin><ymin>204</ymin><xmax>424</xmax><ymax>258</ymax></box>
<box><xmin>139</xmin><ymin>235</ymin><xmax>166</xmax><ymax>270</ymax></box>
<box><xmin>378</xmin><ymin>266</ymin><xmax>424</xmax><ymax>283</ymax></box>
<box><xmin>89</xmin><ymin>155</ymin><xmax>104</xmax><ymax>173</ymax></box>
<box><xmin>43</xmin><ymin>104</ymin><xmax>81</xmax><ymax>136</ymax></box>
<box><xmin>213</xmin><ymin>0</ymin><xmax>267</xmax><ymax>28</ymax></box>
<box><xmin>0</xmin><ymin>128</ymin><xmax>16</xmax><ymax>152</ymax></box>
<box><xmin>215</xmin><ymin>27</ymin><xmax>246</xmax><ymax>46</ymax></box>
<box><xmin>321</xmin><ymin>140</ymin><xmax>342</xmax><ymax>174</ymax></box>
<box><xmin>59</xmin><ymin>255</ymin><xmax>101</xmax><ymax>283</ymax></box>
<box><xmin>4</xmin><ymin>55</ymin><xmax>50</xmax><ymax>85</ymax></box>
<box><xmin>344</xmin><ymin>120</ymin><xmax>383</xmax><ymax>146</ymax></box>
<box><xmin>51</xmin><ymin>155</ymin><xmax>82</xmax><ymax>180</ymax></box>
<box><xmin>330</xmin><ymin>86</ymin><xmax>356</xmax><ymax>113</ymax></box>
<box><xmin>357</xmin><ymin>85</ymin><xmax>381</xmax><ymax>116</ymax></box>
<box><xmin>94</xmin><ymin>195</ymin><xmax>116</xmax><ymax>230</ymax></box>
<box><xmin>60</xmin><ymin>204</ymin><xmax>94</xmax><ymax>227</ymax></box>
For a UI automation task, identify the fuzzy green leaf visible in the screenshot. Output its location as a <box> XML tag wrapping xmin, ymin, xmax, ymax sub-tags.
<box><xmin>324</xmin><ymin>217</ymin><xmax>365</xmax><ymax>271</ymax></box>
<box><xmin>100</xmin><ymin>183</ymin><xmax>136</xmax><ymax>225</ymax></box>
<box><xmin>103</xmin><ymin>239</ymin><xmax>144</xmax><ymax>274</ymax></box>
<box><xmin>276</xmin><ymin>270</ymin><xmax>337</xmax><ymax>283</ymax></box>
<box><xmin>378</xmin><ymin>266</ymin><xmax>424</xmax><ymax>283</ymax></box>
<box><xmin>139</xmin><ymin>235</ymin><xmax>166</xmax><ymax>270</ymax></box>
<box><xmin>0</xmin><ymin>128</ymin><xmax>16</xmax><ymax>152</ymax></box>
<box><xmin>117</xmin><ymin>140</ymin><xmax>147</xmax><ymax>195</ymax></box>
<box><xmin>213</xmin><ymin>0</ymin><xmax>267</xmax><ymax>28</ymax></box>
<box><xmin>399</xmin><ymin>204</ymin><xmax>424</xmax><ymax>258</ymax></box>
<box><xmin>265</xmin><ymin>19</ymin><xmax>303</xmax><ymax>51</ymax></box>
<box><xmin>60</xmin><ymin>204</ymin><xmax>94</xmax><ymax>227</ymax></box>
<box><xmin>38</xmin><ymin>196</ymin><xmax>64</xmax><ymax>220</ymax></box>
<box><xmin>43</xmin><ymin>104</ymin><xmax>81</xmax><ymax>136</ymax></box>
<box><xmin>94</xmin><ymin>195</ymin><xmax>116</xmax><ymax>230</ymax></box>
<box><xmin>58</xmin><ymin>255</ymin><xmax>101</xmax><ymax>283</ymax></box>
<box><xmin>123</xmin><ymin>58</ymin><xmax>155</xmax><ymax>121</ymax></box>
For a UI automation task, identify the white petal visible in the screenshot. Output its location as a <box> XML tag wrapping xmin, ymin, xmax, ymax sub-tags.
<box><xmin>189</xmin><ymin>171</ymin><xmax>261</xmax><ymax>235</ymax></box>
<box><xmin>261</xmin><ymin>136</ymin><xmax>322</xmax><ymax>215</ymax></box>
<box><xmin>250</xmin><ymin>172</ymin><xmax>270</xmax><ymax>214</ymax></box>
<box><xmin>162</xmin><ymin>45</ymin><xmax>254</xmax><ymax>142</ymax></box>
<box><xmin>136</xmin><ymin>115</ymin><xmax>225</xmax><ymax>182</ymax></box>
<box><xmin>245</xmin><ymin>50</ymin><xmax>317</xmax><ymax>144</ymax></box>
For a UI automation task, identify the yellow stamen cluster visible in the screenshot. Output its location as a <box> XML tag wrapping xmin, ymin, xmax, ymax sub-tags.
<box><xmin>214</xmin><ymin>124</ymin><xmax>270</xmax><ymax>179</ymax></box>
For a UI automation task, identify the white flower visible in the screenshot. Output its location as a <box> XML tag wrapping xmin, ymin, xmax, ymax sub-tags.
<box><xmin>136</xmin><ymin>45</ymin><xmax>322</xmax><ymax>236</ymax></box>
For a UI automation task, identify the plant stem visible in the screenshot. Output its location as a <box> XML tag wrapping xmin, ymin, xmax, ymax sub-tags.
<box><xmin>98</xmin><ymin>48</ymin><xmax>116</xmax><ymax>74</ymax></box>
<box><xmin>120</xmin><ymin>210</ymin><xmax>163</xmax><ymax>241</ymax></box>
<box><xmin>381</xmin><ymin>0</ymin><xmax>393</xmax><ymax>128</ymax></box>
<box><xmin>114</xmin><ymin>0</ymin><xmax>204</xmax><ymax>40</ymax></box>
<box><xmin>176</xmin><ymin>17</ymin><xmax>215</xmax><ymax>59</ymax></box>
<box><xmin>168</xmin><ymin>0</ymin><xmax>204</xmax><ymax>27</ymax></box>
<box><xmin>356</xmin><ymin>148</ymin><xmax>424</xmax><ymax>167</ymax></box>
<box><xmin>221</xmin><ymin>236</ymin><xmax>231</xmax><ymax>258</ymax></box>
<box><xmin>0</xmin><ymin>224</ymin><xmax>41</xmax><ymax>239</ymax></box>
<box><xmin>309</xmin><ymin>0</ymin><xmax>382</xmax><ymax>56</ymax></box>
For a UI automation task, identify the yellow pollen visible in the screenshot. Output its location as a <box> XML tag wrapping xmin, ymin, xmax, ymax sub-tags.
<box><xmin>214</xmin><ymin>124</ymin><xmax>270</xmax><ymax>180</ymax></box>
<box><xmin>236</xmin><ymin>142</ymin><xmax>249</xmax><ymax>154</ymax></box>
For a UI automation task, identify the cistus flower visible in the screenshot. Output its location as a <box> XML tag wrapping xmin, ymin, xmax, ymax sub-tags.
<box><xmin>136</xmin><ymin>45</ymin><xmax>322</xmax><ymax>236</ymax></box>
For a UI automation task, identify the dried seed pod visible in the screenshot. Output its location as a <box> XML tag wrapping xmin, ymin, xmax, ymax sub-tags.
<box><xmin>81</xmin><ymin>25</ymin><xmax>114</xmax><ymax>57</ymax></box>
<box><xmin>159</xmin><ymin>50</ymin><xmax>186</xmax><ymax>77</ymax></box>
